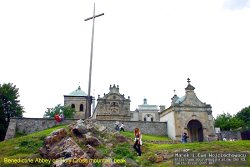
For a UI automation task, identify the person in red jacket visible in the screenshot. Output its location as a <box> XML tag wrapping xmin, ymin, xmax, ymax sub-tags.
<box><xmin>54</xmin><ymin>114</ymin><xmax>61</xmax><ymax>122</ymax></box>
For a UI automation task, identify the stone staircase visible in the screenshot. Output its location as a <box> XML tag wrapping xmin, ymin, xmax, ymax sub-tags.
<box><xmin>4</xmin><ymin>119</ymin><xmax>17</xmax><ymax>140</ymax></box>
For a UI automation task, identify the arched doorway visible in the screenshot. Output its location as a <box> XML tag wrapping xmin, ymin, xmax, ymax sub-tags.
<box><xmin>187</xmin><ymin>120</ymin><xmax>204</xmax><ymax>142</ymax></box>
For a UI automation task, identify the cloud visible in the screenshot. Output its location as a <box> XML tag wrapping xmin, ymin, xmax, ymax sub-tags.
<box><xmin>224</xmin><ymin>0</ymin><xmax>250</xmax><ymax>10</ymax></box>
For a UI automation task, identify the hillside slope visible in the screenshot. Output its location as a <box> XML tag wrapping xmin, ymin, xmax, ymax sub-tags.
<box><xmin>0</xmin><ymin>120</ymin><xmax>249</xmax><ymax>167</ymax></box>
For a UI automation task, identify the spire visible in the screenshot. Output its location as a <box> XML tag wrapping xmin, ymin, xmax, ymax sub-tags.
<box><xmin>171</xmin><ymin>89</ymin><xmax>179</xmax><ymax>105</ymax></box>
<box><xmin>143</xmin><ymin>98</ymin><xmax>147</xmax><ymax>105</ymax></box>
<box><xmin>185</xmin><ymin>78</ymin><xmax>195</xmax><ymax>91</ymax></box>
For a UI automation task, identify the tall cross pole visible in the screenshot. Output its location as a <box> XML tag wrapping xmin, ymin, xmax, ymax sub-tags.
<box><xmin>84</xmin><ymin>3</ymin><xmax>104</xmax><ymax>118</ymax></box>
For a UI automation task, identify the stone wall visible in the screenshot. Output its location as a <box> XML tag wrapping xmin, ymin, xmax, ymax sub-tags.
<box><xmin>96</xmin><ymin>120</ymin><xmax>167</xmax><ymax>136</ymax></box>
<box><xmin>4</xmin><ymin>119</ymin><xmax>17</xmax><ymax>140</ymax></box>
<box><xmin>5</xmin><ymin>118</ymin><xmax>168</xmax><ymax>140</ymax></box>
<box><xmin>216</xmin><ymin>131</ymin><xmax>242</xmax><ymax>140</ymax></box>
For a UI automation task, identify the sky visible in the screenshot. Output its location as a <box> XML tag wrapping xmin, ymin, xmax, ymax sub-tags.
<box><xmin>0</xmin><ymin>0</ymin><xmax>250</xmax><ymax>118</ymax></box>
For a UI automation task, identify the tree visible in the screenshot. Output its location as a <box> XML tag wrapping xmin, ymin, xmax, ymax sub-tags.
<box><xmin>0</xmin><ymin>83</ymin><xmax>24</xmax><ymax>141</ymax></box>
<box><xmin>43</xmin><ymin>104</ymin><xmax>75</xmax><ymax>118</ymax></box>
<box><xmin>214</xmin><ymin>113</ymin><xmax>232</xmax><ymax>131</ymax></box>
<box><xmin>229</xmin><ymin>117</ymin><xmax>244</xmax><ymax>130</ymax></box>
<box><xmin>235</xmin><ymin>106</ymin><xmax>250</xmax><ymax>129</ymax></box>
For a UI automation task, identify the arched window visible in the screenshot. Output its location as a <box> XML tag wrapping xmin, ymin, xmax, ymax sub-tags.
<box><xmin>80</xmin><ymin>104</ymin><xmax>84</xmax><ymax>112</ymax></box>
<box><xmin>144</xmin><ymin>114</ymin><xmax>153</xmax><ymax>122</ymax></box>
<box><xmin>71</xmin><ymin>104</ymin><xmax>75</xmax><ymax>110</ymax></box>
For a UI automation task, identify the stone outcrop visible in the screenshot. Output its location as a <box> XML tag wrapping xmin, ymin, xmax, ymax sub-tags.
<box><xmin>39</xmin><ymin>119</ymin><xmax>134</xmax><ymax>167</ymax></box>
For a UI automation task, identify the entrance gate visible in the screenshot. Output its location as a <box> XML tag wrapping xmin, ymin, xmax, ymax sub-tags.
<box><xmin>187</xmin><ymin>120</ymin><xmax>203</xmax><ymax>142</ymax></box>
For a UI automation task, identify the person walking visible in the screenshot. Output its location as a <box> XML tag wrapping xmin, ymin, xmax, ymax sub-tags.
<box><xmin>120</xmin><ymin>123</ymin><xmax>125</xmax><ymax>132</ymax></box>
<box><xmin>133</xmin><ymin>128</ymin><xmax>142</xmax><ymax>156</ymax></box>
<box><xmin>115</xmin><ymin>121</ymin><xmax>120</xmax><ymax>131</ymax></box>
<box><xmin>182</xmin><ymin>132</ymin><xmax>188</xmax><ymax>143</ymax></box>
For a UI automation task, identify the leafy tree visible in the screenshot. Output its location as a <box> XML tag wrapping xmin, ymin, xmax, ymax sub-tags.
<box><xmin>214</xmin><ymin>113</ymin><xmax>232</xmax><ymax>131</ymax></box>
<box><xmin>235</xmin><ymin>106</ymin><xmax>250</xmax><ymax>129</ymax></box>
<box><xmin>229</xmin><ymin>117</ymin><xmax>244</xmax><ymax>130</ymax></box>
<box><xmin>43</xmin><ymin>104</ymin><xmax>75</xmax><ymax>118</ymax></box>
<box><xmin>0</xmin><ymin>83</ymin><xmax>24</xmax><ymax>141</ymax></box>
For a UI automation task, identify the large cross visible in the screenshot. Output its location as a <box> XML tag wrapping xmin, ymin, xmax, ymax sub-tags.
<box><xmin>85</xmin><ymin>3</ymin><xmax>104</xmax><ymax>118</ymax></box>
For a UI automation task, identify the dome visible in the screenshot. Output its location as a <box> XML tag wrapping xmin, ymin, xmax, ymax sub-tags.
<box><xmin>68</xmin><ymin>86</ymin><xmax>87</xmax><ymax>96</ymax></box>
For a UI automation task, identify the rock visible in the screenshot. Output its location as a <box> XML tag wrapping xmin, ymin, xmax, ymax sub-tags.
<box><xmin>155</xmin><ymin>155</ymin><xmax>164</xmax><ymax>163</ymax></box>
<box><xmin>38</xmin><ymin>147</ymin><xmax>47</xmax><ymax>157</ymax></box>
<box><xmin>115</xmin><ymin>134</ymin><xmax>127</xmax><ymax>143</ymax></box>
<box><xmin>148</xmin><ymin>154</ymin><xmax>164</xmax><ymax>163</ymax></box>
<box><xmin>95</xmin><ymin>124</ymin><xmax>106</xmax><ymax>132</ymax></box>
<box><xmin>44</xmin><ymin>128</ymin><xmax>67</xmax><ymax>146</ymax></box>
<box><xmin>86</xmin><ymin>136</ymin><xmax>102</xmax><ymax>146</ymax></box>
<box><xmin>106</xmin><ymin>143</ymin><xmax>113</xmax><ymax>148</ymax></box>
<box><xmin>86</xmin><ymin>144</ymin><xmax>96</xmax><ymax>158</ymax></box>
<box><xmin>102</xmin><ymin>158</ymin><xmax>121</xmax><ymax>167</ymax></box>
<box><xmin>125</xmin><ymin>158</ymin><xmax>139</xmax><ymax>167</ymax></box>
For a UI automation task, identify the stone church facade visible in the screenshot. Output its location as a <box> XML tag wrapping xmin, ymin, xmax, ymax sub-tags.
<box><xmin>160</xmin><ymin>79</ymin><xmax>216</xmax><ymax>142</ymax></box>
<box><xmin>131</xmin><ymin>98</ymin><xmax>160</xmax><ymax>122</ymax></box>
<box><xmin>92</xmin><ymin>84</ymin><xmax>131</xmax><ymax>121</ymax></box>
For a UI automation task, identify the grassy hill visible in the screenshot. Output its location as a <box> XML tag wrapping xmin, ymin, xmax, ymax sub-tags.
<box><xmin>0</xmin><ymin>124</ymin><xmax>250</xmax><ymax>167</ymax></box>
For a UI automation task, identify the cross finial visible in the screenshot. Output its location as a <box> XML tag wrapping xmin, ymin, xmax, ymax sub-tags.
<box><xmin>173</xmin><ymin>89</ymin><xmax>176</xmax><ymax>95</ymax></box>
<box><xmin>187</xmin><ymin>78</ymin><xmax>191</xmax><ymax>84</ymax></box>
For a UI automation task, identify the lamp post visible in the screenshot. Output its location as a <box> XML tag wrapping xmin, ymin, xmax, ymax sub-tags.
<box><xmin>84</xmin><ymin>3</ymin><xmax>104</xmax><ymax>118</ymax></box>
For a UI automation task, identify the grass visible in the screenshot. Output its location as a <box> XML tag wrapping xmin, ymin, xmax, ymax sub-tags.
<box><xmin>0</xmin><ymin>125</ymin><xmax>250</xmax><ymax>167</ymax></box>
<box><xmin>0</xmin><ymin>124</ymin><xmax>67</xmax><ymax>162</ymax></box>
<box><xmin>120</xmin><ymin>131</ymin><xmax>172</xmax><ymax>141</ymax></box>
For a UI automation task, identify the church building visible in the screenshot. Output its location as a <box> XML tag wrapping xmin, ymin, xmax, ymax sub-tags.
<box><xmin>64</xmin><ymin>86</ymin><xmax>90</xmax><ymax>119</ymax></box>
<box><xmin>92</xmin><ymin>84</ymin><xmax>131</xmax><ymax>121</ymax></box>
<box><xmin>131</xmin><ymin>98</ymin><xmax>160</xmax><ymax>122</ymax></box>
<box><xmin>160</xmin><ymin>79</ymin><xmax>215</xmax><ymax>142</ymax></box>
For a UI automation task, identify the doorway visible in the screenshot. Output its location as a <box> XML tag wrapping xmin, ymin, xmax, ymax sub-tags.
<box><xmin>187</xmin><ymin>120</ymin><xmax>203</xmax><ymax>142</ymax></box>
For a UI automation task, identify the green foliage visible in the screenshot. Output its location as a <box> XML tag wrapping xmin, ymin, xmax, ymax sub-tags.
<box><xmin>214</xmin><ymin>112</ymin><xmax>244</xmax><ymax>130</ymax></box>
<box><xmin>43</xmin><ymin>104</ymin><xmax>75</xmax><ymax>118</ymax></box>
<box><xmin>229</xmin><ymin>117</ymin><xmax>244</xmax><ymax>130</ymax></box>
<box><xmin>214</xmin><ymin>113</ymin><xmax>232</xmax><ymax>130</ymax></box>
<box><xmin>113</xmin><ymin>143</ymin><xmax>134</xmax><ymax>159</ymax></box>
<box><xmin>0</xmin><ymin>83</ymin><xmax>25</xmax><ymax>141</ymax></box>
<box><xmin>235</xmin><ymin>105</ymin><xmax>250</xmax><ymax>129</ymax></box>
<box><xmin>215</xmin><ymin>106</ymin><xmax>250</xmax><ymax>131</ymax></box>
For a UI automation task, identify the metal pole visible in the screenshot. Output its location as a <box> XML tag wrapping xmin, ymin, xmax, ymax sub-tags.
<box><xmin>85</xmin><ymin>3</ymin><xmax>104</xmax><ymax>118</ymax></box>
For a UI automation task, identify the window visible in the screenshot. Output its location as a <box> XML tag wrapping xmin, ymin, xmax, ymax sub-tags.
<box><xmin>80</xmin><ymin>104</ymin><xmax>84</xmax><ymax>112</ymax></box>
<box><xmin>71</xmin><ymin>104</ymin><xmax>75</xmax><ymax>109</ymax></box>
<box><xmin>144</xmin><ymin>117</ymin><xmax>146</xmax><ymax>121</ymax></box>
<box><xmin>151</xmin><ymin>117</ymin><xmax>154</xmax><ymax>122</ymax></box>
<box><xmin>111</xmin><ymin>102</ymin><xmax>118</xmax><ymax>107</ymax></box>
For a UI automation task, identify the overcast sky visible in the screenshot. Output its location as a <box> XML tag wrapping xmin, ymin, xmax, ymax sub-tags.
<box><xmin>1</xmin><ymin>0</ymin><xmax>250</xmax><ymax>118</ymax></box>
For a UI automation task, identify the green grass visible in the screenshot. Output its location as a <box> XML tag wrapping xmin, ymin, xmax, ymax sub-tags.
<box><xmin>0</xmin><ymin>124</ymin><xmax>67</xmax><ymax>161</ymax></box>
<box><xmin>120</xmin><ymin>131</ymin><xmax>172</xmax><ymax>141</ymax></box>
<box><xmin>0</xmin><ymin>125</ymin><xmax>250</xmax><ymax>167</ymax></box>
